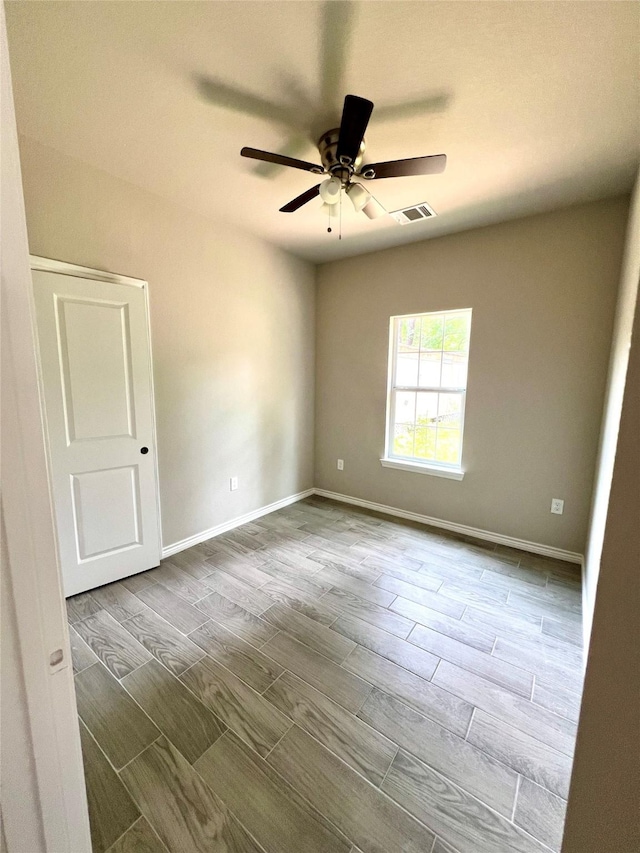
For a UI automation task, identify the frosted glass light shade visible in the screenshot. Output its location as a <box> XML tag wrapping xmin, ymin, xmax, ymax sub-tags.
<box><xmin>346</xmin><ymin>182</ymin><xmax>370</xmax><ymax>212</ymax></box>
<box><xmin>320</xmin><ymin>202</ymin><xmax>339</xmax><ymax>218</ymax></box>
<box><xmin>362</xmin><ymin>196</ymin><xmax>386</xmax><ymax>219</ymax></box>
<box><xmin>319</xmin><ymin>177</ymin><xmax>342</xmax><ymax>204</ymax></box>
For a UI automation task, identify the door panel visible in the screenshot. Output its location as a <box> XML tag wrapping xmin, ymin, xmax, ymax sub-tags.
<box><xmin>32</xmin><ymin>268</ymin><xmax>161</xmax><ymax>595</ymax></box>
<box><xmin>57</xmin><ymin>296</ymin><xmax>136</xmax><ymax>442</ymax></box>
<box><xmin>71</xmin><ymin>466</ymin><xmax>141</xmax><ymax>559</ymax></box>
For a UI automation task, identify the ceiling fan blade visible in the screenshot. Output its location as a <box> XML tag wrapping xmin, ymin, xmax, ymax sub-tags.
<box><xmin>374</xmin><ymin>93</ymin><xmax>450</xmax><ymax>122</ymax></box>
<box><xmin>336</xmin><ymin>95</ymin><xmax>374</xmax><ymax>165</ymax></box>
<box><xmin>280</xmin><ymin>184</ymin><xmax>321</xmax><ymax>213</ymax></box>
<box><xmin>252</xmin><ymin>137</ymin><xmax>315</xmax><ymax>179</ymax></box>
<box><xmin>320</xmin><ymin>1</ymin><xmax>354</xmax><ymax>105</ymax></box>
<box><xmin>197</xmin><ymin>76</ymin><xmax>302</xmax><ymax>130</ymax></box>
<box><xmin>360</xmin><ymin>154</ymin><xmax>447</xmax><ymax>179</ymax></box>
<box><xmin>241</xmin><ymin>148</ymin><xmax>323</xmax><ymax>173</ymax></box>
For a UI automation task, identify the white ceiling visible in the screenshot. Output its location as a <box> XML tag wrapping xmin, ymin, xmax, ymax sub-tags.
<box><xmin>6</xmin><ymin>1</ymin><xmax>639</xmax><ymax>263</ymax></box>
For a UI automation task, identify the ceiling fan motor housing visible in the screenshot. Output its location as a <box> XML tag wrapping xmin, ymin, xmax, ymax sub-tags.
<box><xmin>318</xmin><ymin>128</ymin><xmax>365</xmax><ymax>183</ymax></box>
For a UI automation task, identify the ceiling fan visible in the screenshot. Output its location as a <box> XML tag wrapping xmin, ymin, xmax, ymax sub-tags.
<box><xmin>240</xmin><ymin>94</ymin><xmax>446</xmax><ymax>221</ymax></box>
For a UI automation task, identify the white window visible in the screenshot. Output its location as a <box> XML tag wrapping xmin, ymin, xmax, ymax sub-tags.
<box><xmin>382</xmin><ymin>309</ymin><xmax>472</xmax><ymax>479</ymax></box>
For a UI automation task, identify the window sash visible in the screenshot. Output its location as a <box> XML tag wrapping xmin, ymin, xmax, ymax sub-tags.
<box><xmin>386</xmin><ymin>311</ymin><xmax>471</xmax><ymax>469</ymax></box>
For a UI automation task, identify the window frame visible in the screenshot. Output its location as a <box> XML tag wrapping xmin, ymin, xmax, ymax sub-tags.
<box><xmin>382</xmin><ymin>308</ymin><xmax>472</xmax><ymax>479</ymax></box>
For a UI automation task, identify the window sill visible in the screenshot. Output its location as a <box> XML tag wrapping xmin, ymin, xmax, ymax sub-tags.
<box><xmin>380</xmin><ymin>457</ymin><xmax>465</xmax><ymax>481</ymax></box>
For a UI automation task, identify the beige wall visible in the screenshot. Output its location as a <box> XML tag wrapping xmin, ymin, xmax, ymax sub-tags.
<box><xmin>562</xmin><ymin>279</ymin><xmax>639</xmax><ymax>853</ymax></box>
<box><xmin>315</xmin><ymin>199</ymin><xmax>629</xmax><ymax>553</ymax></box>
<box><xmin>18</xmin><ymin>137</ymin><xmax>315</xmax><ymax>549</ymax></box>
<box><xmin>581</xmin><ymin>172</ymin><xmax>640</xmax><ymax>643</ymax></box>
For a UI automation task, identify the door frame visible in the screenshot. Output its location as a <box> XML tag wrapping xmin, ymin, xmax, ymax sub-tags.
<box><xmin>30</xmin><ymin>255</ymin><xmax>164</xmax><ymax>587</ymax></box>
<box><xmin>1</xmin><ymin>1</ymin><xmax>92</xmax><ymax>846</ymax></box>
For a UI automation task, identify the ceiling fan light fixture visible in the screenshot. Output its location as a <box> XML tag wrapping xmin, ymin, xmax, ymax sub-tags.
<box><xmin>320</xmin><ymin>202</ymin><xmax>339</xmax><ymax>218</ymax></box>
<box><xmin>319</xmin><ymin>177</ymin><xmax>342</xmax><ymax>204</ymax></box>
<box><xmin>346</xmin><ymin>182</ymin><xmax>370</xmax><ymax>212</ymax></box>
<box><xmin>362</xmin><ymin>196</ymin><xmax>386</xmax><ymax>219</ymax></box>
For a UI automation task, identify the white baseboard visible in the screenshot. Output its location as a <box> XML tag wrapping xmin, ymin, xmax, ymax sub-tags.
<box><xmin>161</xmin><ymin>484</ymin><xmax>583</xmax><ymax>566</ymax></box>
<box><xmin>313</xmin><ymin>488</ymin><xmax>583</xmax><ymax>565</ymax></box>
<box><xmin>161</xmin><ymin>488</ymin><xmax>314</xmax><ymax>559</ymax></box>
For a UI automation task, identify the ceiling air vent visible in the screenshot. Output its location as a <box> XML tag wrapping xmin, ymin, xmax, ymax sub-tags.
<box><xmin>390</xmin><ymin>202</ymin><xmax>437</xmax><ymax>225</ymax></box>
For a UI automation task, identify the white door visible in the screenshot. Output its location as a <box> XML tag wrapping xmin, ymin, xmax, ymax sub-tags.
<box><xmin>31</xmin><ymin>262</ymin><xmax>161</xmax><ymax>596</ymax></box>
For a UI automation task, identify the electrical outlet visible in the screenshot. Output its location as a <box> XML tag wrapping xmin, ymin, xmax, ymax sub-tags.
<box><xmin>230</xmin><ymin>477</ymin><xmax>238</xmax><ymax>491</ymax></box>
<box><xmin>337</xmin><ymin>459</ymin><xmax>344</xmax><ymax>471</ymax></box>
<box><xmin>551</xmin><ymin>498</ymin><xmax>564</xmax><ymax>515</ymax></box>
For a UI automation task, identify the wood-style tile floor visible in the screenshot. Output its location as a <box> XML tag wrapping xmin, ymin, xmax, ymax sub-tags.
<box><xmin>67</xmin><ymin>497</ymin><xmax>584</xmax><ymax>853</ymax></box>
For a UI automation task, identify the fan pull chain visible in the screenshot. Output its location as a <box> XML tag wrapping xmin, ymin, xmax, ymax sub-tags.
<box><xmin>339</xmin><ymin>190</ymin><xmax>342</xmax><ymax>240</ymax></box>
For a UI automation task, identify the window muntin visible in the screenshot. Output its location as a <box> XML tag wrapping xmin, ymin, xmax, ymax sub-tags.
<box><xmin>387</xmin><ymin>309</ymin><xmax>472</xmax><ymax>469</ymax></box>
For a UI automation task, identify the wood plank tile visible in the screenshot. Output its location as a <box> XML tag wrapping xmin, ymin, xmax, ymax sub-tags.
<box><xmin>121</xmin><ymin>609</ymin><xmax>206</xmax><ymax>676</ymax></box>
<box><xmin>298</xmin><ymin>521</ymin><xmax>362</xmax><ymax>547</ymax></box>
<box><xmin>462</xmin><ymin>604</ymin><xmax>542</xmax><ymax>640</ymax></box>
<box><xmin>479</xmin><ymin>562</ymin><xmax>547</xmax><ymax>587</ymax></box>
<box><xmin>514</xmin><ymin>778</ymin><xmax>567</xmax><ymax>852</ymax></box>
<box><xmin>306</xmin><ymin>552</ymin><xmax>383</xmax><ymax>583</ymax></box>
<box><xmin>438</xmin><ymin>580</ymin><xmax>509</xmax><ymax>609</ymax></box>
<box><xmin>204</xmin><ymin>553</ymin><xmax>273</xmax><ymax>587</ymax></box>
<box><xmin>358</xmin><ymin>689</ymin><xmax>518</xmax><ymax>815</ymax></box>
<box><xmin>417</xmin><ymin>558</ymin><xmax>485</xmax><ymax>584</ymax></box>
<box><xmin>262</xmin><ymin>603</ymin><xmax>356</xmax><ymax>663</ymax></box>
<box><xmin>467</xmin><ymin>710</ymin><xmax>572</xmax><ymax>798</ymax></box>
<box><xmin>264</xmin><ymin>672</ymin><xmax>397</xmax><ymax>786</ymax></box>
<box><xmin>106</xmin><ymin>817</ymin><xmax>168</xmax><ymax>853</ymax></box>
<box><xmin>91</xmin><ymin>582</ymin><xmax>146</xmax><ymax>622</ymax></box>
<box><xmin>382</xmin><ymin>749</ymin><xmax>547</xmax><ymax>853</ymax></box>
<box><xmin>120</xmin><ymin>572</ymin><xmax>158</xmax><ymax>594</ymax></box>
<box><xmin>164</xmin><ymin>548</ymin><xmax>214</xmax><ymax>580</ymax></box>
<box><xmin>267</xmin><ymin>726</ymin><xmax>435</xmax><ymax>853</ymax></box>
<box><xmin>492</xmin><ymin>636</ymin><xmax>583</xmax><ymax>694</ymax></box>
<box><xmin>301</xmin><ymin>533</ymin><xmax>364</xmax><ymax>561</ymax></box>
<box><xmin>135</xmin><ymin>583</ymin><xmax>209</xmax><ymax>634</ymax></box>
<box><xmin>374</xmin><ymin>563</ymin><xmax>446</xmax><ymax>592</ymax></box>
<box><xmin>195</xmin><ymin>592</ymin><xmax>277</xmax><ymax>646</ymax></box>
<box><xmin>74</xmin><ymin>610</ymin><xmax>152</xmax><ymax>679</ymax></box>
<box><xmin>315</xmin><ymin>567</ymin><xmax>396</xmax><ymax>606</ymax></box>
<box><xmin>222</xmin><ymin>528</ymin><xmax>267</xmax><ymax>552</ymax></box>
<box><xmin>493</xmin><ymin>628</ymin><xmax>583</xmax><ymax>670</ymax></box>
<box><xmin>68</xmin><ymin>624</ymin><xmax>99</xmax><ymax>674</ymax></box>
<box><xmin>259</xmin><ymin>545</ymin><xmax>327</xmax><ymax>574</ymax></box>
<box><xmin>343</xmin><ymin>645</ymin><xmax>472</xmax><ymax>737</ymax></box>
<box><xmin>75</xmin><ymin>664</ymin><xmax>159</xmax><ymax>769</ymax></box>
<box><xmin>532</xmin><ymin>677</ymin><xmax>582</xmax><ymax>723</ymax></box>
<box><xmin>152</xmin><ymin>562</ymin><xmax>212</xmax><ymax>605</ymax></box>
<box><xmin>361</xmin><ymin>553</ymin><xmax>425</xmax><ymax>574</ymax></box>
<box><xmin>258</xmin><ymin>559</ymin><xmax>333</xmax><ymax>595</ymax></box>
<box><xmin>260</xmin><ymin>578</ymin><xmax>337</xmax><ymax>626</ymax></box>
<box><xmin>189</xmin><ymin>620</ymin><xmax>283</xmax><ymax>692</ymax></box>
<box><xmin>374</xmin><ymin>575</ymin><xmax>463</xmax><ymax>616</ymax></box>
<box><xmin>395</xmin><ymin>600</ymin><xmax>496</xmax><ymax>653</ymax></box>
<box><xmin>409</xmin><ymin>624</ymin><xmax>533</xmax><ymax>697</ymax></box>
<box><xmin>195</xmin><ymin>731</ymin><xmax>351</xmax><ymax>853</ymax></box>
<box><xmin>261</xmin><ymin>632</ymin><xmax>372</xmax><ymax>713</ymax></box>
<box><xmin>541</xmin><ymin>615</ymin><xmax>583</xmax><ymax>647</ymax></box>
<box><xmin>432</xmin><ymin>840</ymin><xmax>460</xmax><ymax>853</ymax></box>
<box><xmin>180</xmin><ymin>655</ymin><xmax>291</xmax><ymax>757</ymax></box>
<box><xmin>204</xmin><ymin>570</ymin><xmax>273</xmax><ymax>615</ymax></box>
<box><xmin>319</xmin><ymin>587</ymin><xmax>414</xmax><ymax>638</ymax></box>
<box><xmin>508</xmin><ymin>590</ymin><xmax>582</xmax><ymax>623</ymax></box>
<box><xmin>79</xmin><ymin>720</ymin><xmax>140</xmax><ymax>853</ymax></box>
<box><xmin>432</xmin><ymin>661</ymin><xmax>576</xmax><ymax>756</ymax></box>
<box><xmin>122</xmin><ymin>660</ymin><xmax>225</xmax><ymax>764</ymax></box>
<box><xmin>518</xmin><ymin>552</ymin><xmax>578</xmax><ymax>575</ymax></box>
<box><xmin>120</xmin><ymin>736</ymin><xmax>262</xmax><ymax>853</ymax></box>
<box><xmin>66</xmin><ymin>591</ymin><xmax>101</xmax><ymax>623</ymax></box>
<box><xmin>332</xmin><ymin>614</ymin><xmax>439</xmax><ymax>680</ymax></box>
